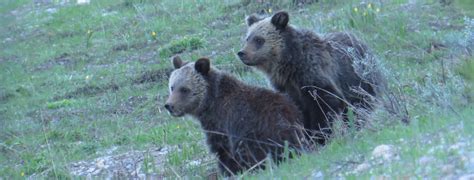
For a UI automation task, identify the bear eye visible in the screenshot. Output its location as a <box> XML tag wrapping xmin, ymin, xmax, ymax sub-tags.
<box><xmin>170</xmin><ymin>86</ymin><xmax>175</xmax><ymax>91</ymax></box>
<box><xmin>179</xmin><ymin>87</ymin><xmax>190</xmax><ymax>94</ymax></box>
<box><xmin>253</xmin><ymin>36</ymin><xmax>265</xmax><ymax>48</ymax></box>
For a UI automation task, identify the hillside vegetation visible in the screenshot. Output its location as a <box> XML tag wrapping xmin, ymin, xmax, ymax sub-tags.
<box><xmin>0</xmin><ymin>0</ymin><xmax>473</xmax><ymax>178</ymax></box>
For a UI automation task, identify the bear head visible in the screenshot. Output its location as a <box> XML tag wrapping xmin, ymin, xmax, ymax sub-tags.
<box><xmin>164</xmin><ymin>56</ymin><xmax>211</xmax><ymax>117</ymax></box>
<box><xmin>237</xmin><ymin>11</ymin><xmax>290</xmax><ymax>69</ymax></box>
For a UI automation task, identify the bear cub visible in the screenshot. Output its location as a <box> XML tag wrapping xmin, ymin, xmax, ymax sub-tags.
<box><xmin>164</xmin><ymin>56</ymin><xmax>308</xmax><ymax>176</ymax></box>
<box><xmin>238</xmin><ymin>11</ymin><xmax>385</xmax><ymax>144</ymax></box>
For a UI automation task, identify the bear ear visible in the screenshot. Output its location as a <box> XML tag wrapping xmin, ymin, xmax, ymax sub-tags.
<box><xmin>171</xmin><ymin>55</ymin><xmax>184</xmax><ymax>69</ymax></box>
<box><xmin>246</xmin><ymin>14</ymin><xmax>261</xmax><ymax>27</ymax></box>
<box><xmin>195</xmin><ymin>57</ymin><xmax>210</xmax><ymax>76</ymax></box>
<box><xmin>271</xmin><ymin>11</ymin><xmax>289</xmax><ymax>30</ymax></box>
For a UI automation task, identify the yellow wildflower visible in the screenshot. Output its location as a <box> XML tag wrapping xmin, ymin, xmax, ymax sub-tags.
<box><xmin>21</xmin><ymin>172</ymin><xmax>25</xmax><ymax>176</ymax></box>
<box><xmin>353</xmin><ymin>7</ymin><xmax>358</xmax><ymax>13</ymax></box>
<box><xmin>86</xmin><ymin>75</ymin><xmax>90</xmax><ymax>80</ymax></box>
<box><xmin>176</xmin><ymin>125</ymin><xmax>180</xmax><ymax>129</ymax></box>
<box><xmin>87</xmin><ymin>30</ymin><xmax>92</xmax><ymax>34</ymax></box>
<box><xmin>151</xmin><ymin>31</ymin><xmax>157</xmax><ymax>37</ymax></box>
<box><xmin>363</xmin><ymin>12</ymin><xmax>367</xmax><ymax>16</ymax></box>
<box><xmin>376</xmin><ymin>8</ymin><xmax>380</xmax><ymax>12</ymax></box>
<box><xmin>367</xmin><ymin>3</ymin><xmax>372</xmax><ymax>9</ymax></box>
<box><xmin>268</xmin><ymin>8</ymin><xmax>272</xmax><ymax>13</ymax></box>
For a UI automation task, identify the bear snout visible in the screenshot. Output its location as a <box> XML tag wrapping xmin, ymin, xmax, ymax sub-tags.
<box><xmin>237</xmin><ymin>51</ymin><xmax>246</xmax><ymax>59</ymax></box>
<box><xmin>164</xmin><ymin>103</ymin><xmax>174</xmax><ymax>113</ymax></box>
<box><xmin>237</xmin><ymin>50</ymin><xmax>255</xmax><ymax>65</ymax></box>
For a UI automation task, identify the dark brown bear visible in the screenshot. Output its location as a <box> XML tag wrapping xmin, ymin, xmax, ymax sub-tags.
<box><xmin>164</xmin><ymin>56</ymin><xmax>308</xmax><ymax>176</ymax></box>
<box><xmin>237</xmin><ymin>11</ymin><xmax>384</xmax><ymax>144</ymax></box>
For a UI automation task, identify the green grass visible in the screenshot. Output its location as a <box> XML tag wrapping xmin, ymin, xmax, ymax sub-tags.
<box><xmin>250</xmin><ymin>107</ymin><xmax>474</xmax><ymax>178</ymax></box>
<box><xmin>0</xmin><ymin>0</ymin><xmax>473</xmax><ymax>179</ymax></box>
<box><xmin>159</xmin><ymin>36</ymin><xmax>205</xmax><ymax>58</ymax></box>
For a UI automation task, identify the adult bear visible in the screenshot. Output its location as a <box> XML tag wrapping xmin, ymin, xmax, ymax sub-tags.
<box><xmin>237</xmin><ymin>11</ymin><xmax>384</xmax><ymax>144</ymax></box>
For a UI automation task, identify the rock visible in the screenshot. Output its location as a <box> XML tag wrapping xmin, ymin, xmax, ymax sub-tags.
<box><xmin>96</xmin><ymin>159</ymin><xmax>106</xmax><ymax>169</ymax></box>
<box><xmin>86</xmin><ymin>167</ymin><xmax>95</xmax><ymax>173</ymax></box>
<box><xmin>441</xmin><ymin>164</ymin><xmax>455</xmax><ymax>175</ymax></box>
<box><xmin>354</xmin><ymin>163</ymin><xmax>370</xmax><ymax>173</ymax></box>
<box><xmin>448</xmin><ymin>142</ymin><xmax>466</xmax><ymax>152</ymax></box>
<box><xmin>4</xmin><ymin>38</ymin><xmax>13</xmax><ymax>43</ymax></box>
<box><xmin>418</xmin><ymin>156</ymin><xmax>435</xmax><ymax>166</ymax></box>
<box><xmin>45</xmin><ymin>8</ymin><xmax>57</xmax><ymax>14</ymax></box>
<box><xmin>372</xmin><ymin>144</ymin><xmax>397</xmax><ymax>161</ymax></box>
<box><xmin>310</xmin><ymin>170</ymin><xmax>324</xmax><ymax>179</ymax></box>
<box><xmin>459</xmin><ymin>174</ymin><xmax>474</xmax><ymax>180</ymax></box>
<box><xmin>77</xmin><ymin>0</ymin><xmax>90</xmax><ymax>5</ymax></box>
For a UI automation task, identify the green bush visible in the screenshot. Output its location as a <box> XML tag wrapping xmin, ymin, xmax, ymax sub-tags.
<box><xmin>159</xmin><ymin>36</ymin><xmax>204</xmax><ymax>58</ymax></box>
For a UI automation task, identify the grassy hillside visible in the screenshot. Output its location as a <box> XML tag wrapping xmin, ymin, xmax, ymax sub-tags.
<box><xmin>0</xmin><ymin>0</ymin><xmax>473</xmax><ymax>179</ymax></box>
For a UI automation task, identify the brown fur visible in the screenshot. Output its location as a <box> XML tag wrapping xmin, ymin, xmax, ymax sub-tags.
<box><xmin>165</xmin><ymin>56</ymin><xmax>308</xmax><ymax>176</ymax></box>
<box><xmin>238</xmin><ymin>11</ymin><xmax>384</xmax><ymax>144</ymax></box>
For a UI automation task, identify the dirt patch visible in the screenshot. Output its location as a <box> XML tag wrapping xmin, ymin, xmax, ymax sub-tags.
<box><xmin>132</xmin><ymin>68</ymin><xmax>173</xmax><ymax>84</ymax></box>
<box><xmin>112</xmin><ymin>41</ymin><xmax>158</xmax><ymax>52</ymax></box>
<box><xmin>27</xmin><ymin>108</ymin><xmax>86</xmax><ymax>125</ymax></box>
<box><xmin>0</xmin><ymin>55</ymin><xmax>19</xmax><ymax>63</ymax></box>
<box><xmin>209</xmin><ymin>15</ymin><xmax>232</xmax><ymax>30</ymax></box>
<box><xmin>58</xmin><ymin>31</ymin><xmax>76</xmax><ymax>38</ymax></box>
<box><xmin>426</xmin><ymin>42</ymin><xmax>448</xmax><ymax>53</ymax></box>
<box><xmin>35</xmin><ymin>52</ymin><xmax>90</xmax><ymax>71</ymax></box>
<box><xmin>0</xmin><ymin>91</ymin><xmax>15</xmax><ymax>103</ymax></box>
<box><xmin>57</xmin><ymin>83</ymin><xmax>119</xmax><ymax>100</ymax></box>
<box><xmin>110</xmin><ymin>95</ymin><xmax>148</xmax><ymax>115</ymax></box>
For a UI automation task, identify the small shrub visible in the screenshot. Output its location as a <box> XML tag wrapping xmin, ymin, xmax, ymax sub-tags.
<box><xmin>46</xmin><ymin>99</ymin><xmax>75</xmax><ymax>109</ymax></box>
<box><xmin>159</xmin><ymin>36</ymin><xmax>204</xmax><ymax>58</ymax></box>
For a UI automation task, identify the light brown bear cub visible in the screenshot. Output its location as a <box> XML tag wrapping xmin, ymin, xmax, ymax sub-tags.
<box><xmin>238</xmin><ymin>11</ymin><xmax>384</xmax><ymax>144</ymax></box>
<box><xmin>164</xmin><ymin>56</ymin><xmax>307</xmax><ymax>176</ymax></box>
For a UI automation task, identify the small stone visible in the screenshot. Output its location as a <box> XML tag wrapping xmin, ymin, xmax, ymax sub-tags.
<box><xmin>310</xmin><ymin>170</ymin><xmax>324</xmax><ymax>178</ymax></box>
<box><xmin>459</xmin><ymin>174</ymin><xmax>474</xmax><ymax>180</ymax></box>
<box><xmin>77</xmin><ymin>0</ymin><xmax>90</xmax><ymax>5</ymax></box>
<box><xmin>45</xmin><ymin>8</ymin><xmax>57</xmax><ymax>14</ymax></box>
<box><xmin>441</xmin><ymin>164</ymin><xmax>455</xmax><ymax>174</ymax></box>
<box><xmin>418</xmin><ymin>156</ymin><xmax>435</xmax><ymax>165</ymax></box>
<box><xmin>86</xmin><ymin>167</ymin><xmax>95</xmax><ymax>173</ymax></box>
<box><xmin>92</xmin><ymin>168</ymin><xmax>101</xmax><ymax>175</ymax></box>
<box><xmin>354</xmin><ymin>163</ymin><xmax>370</xmax><ymax>173</ymax></box>
<box><xmin>448</xmin><ymin>142</ymin><xmax>466</xmax><ymax>152</ymax></box>
<box><xmin>96</xmin><ymin>159</ymin><xmax>106</xmax><ymax>169</ymax></box>
<box><xmin>372</xmin><ymin>144</ymin><xmax>397</xmax><ymax>161</ymax></box>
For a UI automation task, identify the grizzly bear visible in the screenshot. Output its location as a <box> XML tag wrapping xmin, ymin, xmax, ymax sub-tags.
<box><xmin>237</xmin><ymin>11</ymin><xmax>384</xmax><ymax>144</ymax></box>
<box><xmin>164</xmin><ymin>56</ymin><xmax>308</xmax><ymax>176</ymax></box>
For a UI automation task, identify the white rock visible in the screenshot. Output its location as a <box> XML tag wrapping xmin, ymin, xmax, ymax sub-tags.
<box><xmin>86</xmin><ymin>167</ymin><xmax>95</xmax><ymax>173</ymax></box>
<box><xmin>310</xmin><ymin>170</ymin><xmax>324</xmax><ymax>179</ymax></box>
<box><xmin>448</xmin><ymin>142</ymin><xmax>466</xmax><ymax>152</ymax></box>
<box><xmin>459</xmin><ymin>174</ymin><xmax>474</xmax><ymax>180</ymax></box>
<box><xmin>77</xmin><ymin>0</ymin><xmax>90</xmax><ymax>5</ymax></box>
<box><xmin>372</xmin><ymin>144</ymin><xmax>397</xmax><ymax>161</ymax></box>
<box><xmin>418</xmin><ymin>156</ymin><xmax>435</xmax><ymax>165</ymax></box>
<box><xmin>96</xmin><ymin>159</ymin><xmax>106</xmax><ymax>169</ymax></box>
<box><xmin>45</xmin><ymin>8</ymin><xmax>57</xmax><ymax>13</ymax></box>
<box><xmin>354</xmin><ymin>163</ymin><xmax>370</xmax><ymax>173</ymax></box>
<box><xmin>441</xmin><ymin>164</ymin><xmax>455</xmax><ymax>175</ymax></box>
